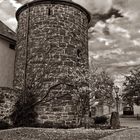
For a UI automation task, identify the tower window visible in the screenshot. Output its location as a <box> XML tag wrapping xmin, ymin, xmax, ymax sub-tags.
<box><xmin>48</xmin><ymin>8</ymin><xmax>51</xmax><ymax>16</ymax></box>
<box><xmin>77</xmin><ymin>49</ymin><xmax>81</xmax><ymax>58</ymax></box>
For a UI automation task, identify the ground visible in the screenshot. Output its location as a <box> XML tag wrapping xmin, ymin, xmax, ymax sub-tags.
<box><xmin>101</xmin><ymin>119</ymin><xmax>140</xmax><ymax>140</ymax></box>
<box><xmin>0</xmin><ymin>127</ymin><xmax>125</xmax><ymax>140</ymax></box>
<box><xmin>0</xmin><ymin>112</ymin><xmax>139</xmax><ymax>140</ymax></box>
<box><xmin>101</xmin><ymin>111</ymin><xmax>140</xmax><ymax>140</ymax></box>
<box><xmin>120</xmin><ymin>117</ymin><xmax>140</xmax><ymax>128</ymax></box>
<box><xmin>100</xmin><ymin>128</ymin><xmax>140</xmax><ymax>140</ymax></box>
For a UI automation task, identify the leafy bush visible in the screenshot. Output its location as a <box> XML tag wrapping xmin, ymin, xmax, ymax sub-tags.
<box><xmin>10</xmin><ymin>91</ymin><xmax>38</xmax><ymax>127</ymax></box>
<box><xmin>0</xmin><ymin>121</ymin><xmax>11</xmax><ymax>130</ymax></box>
<box><xmin>94</xmin><ymin>116</ymin><xmax>108</xmax><ymax>124</ymax></box>
<box><xmin>42</xmin><ymin>121</ymin><xmax>54</xmax><ymax>128</ymax></box>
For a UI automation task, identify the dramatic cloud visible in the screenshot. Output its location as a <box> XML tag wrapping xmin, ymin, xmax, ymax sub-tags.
<box><xmin>88</xmin><ymin>0</ymin><xmax>140</xmax><ymax>85</ymax></box>
<box><xmin>73</xmin><ymin>0</ymin><xmax>113</xmax><ymax>14</ymax></box>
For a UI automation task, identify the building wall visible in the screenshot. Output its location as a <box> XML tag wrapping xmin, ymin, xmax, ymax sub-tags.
<box><xmin>95</xmin><ymin>105</ymin><xmax>114</xmax><ymax>116</ymax></box>
<box><xmin>134</xmin><ymin>105</ymin><xmax>140</xmax><ymax>115</ymax></box>
<box><xmin>0</xmin><ymin>38</ymin><xmax>15</xmax><ymax>87</ymax></box>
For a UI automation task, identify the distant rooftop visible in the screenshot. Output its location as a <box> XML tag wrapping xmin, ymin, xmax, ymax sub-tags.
<box><xmin>0</xmin><ymin>21</ymin><xmax>16</xmax><ymax>43</ymax></box>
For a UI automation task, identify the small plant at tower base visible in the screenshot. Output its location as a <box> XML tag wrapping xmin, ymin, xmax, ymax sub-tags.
<box><xmin>123</xmin><ymin>68</ymin><xmax>140</xmax><ymax>106</ymax></box>
<box><xmin>0</xmin><ymin>121</ymin><xmax>11</xmax><ymax>130</ymax></box>
<box><xmin>94</xmin><ymin>116</ymin><xmax>108</xmax><ymax>125</ymax></box>
<box><xmin>10</xmin><ymin>89</ymin><xmax>38</xmax><ymax>127</ymax></box>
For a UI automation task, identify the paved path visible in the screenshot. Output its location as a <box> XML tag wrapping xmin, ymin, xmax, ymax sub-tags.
<box><xmin>120</xmin><ymin>117</ymin><xmax>140</xmax><ymax>128</ymax></box>
<box><xmin>100</xmin><ymin>128</ymin><xmax>140</xmax><ymax>140</ymax></box>
<box><xmin>100</xmin><ymin>115</ymin><xmax>140</xmax><ymax>140</ymax></box>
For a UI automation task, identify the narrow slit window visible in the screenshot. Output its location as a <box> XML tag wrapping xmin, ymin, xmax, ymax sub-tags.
<box><xmin>48</xmin><ymin>8</ymin><xmax>51</xmax><ymax>16</ymax></box>
<box><xmin>77</xmin><ymin>49</ymin><xmax>81</xmax><ymax>58</ymax></box>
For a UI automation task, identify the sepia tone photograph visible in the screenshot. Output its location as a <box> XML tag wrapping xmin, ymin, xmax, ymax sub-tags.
<box><xmin>0</xmin><ymin>0</ymin><xmax>140</xmax><ymax>139</ymax></box>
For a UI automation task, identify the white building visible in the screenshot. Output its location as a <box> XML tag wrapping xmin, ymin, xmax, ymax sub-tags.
<box><xmin>0</xmin><ymin>21</ymin><xmax>16</xmax><ymax>87</ymax></box>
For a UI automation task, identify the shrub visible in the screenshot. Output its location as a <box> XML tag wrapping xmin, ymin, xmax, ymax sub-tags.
<box><xmin>10</xmin><ymin>91</ymin><xmax>38</xmax><ymax>127</ymax></box>
<box><xmin>94</xmin><ymin>115</ymin><xmax>108</xmax><ymax>124</ymax></box>
<box><xmin>0</xmin><ymin>121</ymin><xmax>11</xmax><ymax>130</ymax></box>
<box><xmin>42</xmin><ymin>121</ymin><xmax>54</xmax><ymax>128</ymax></box>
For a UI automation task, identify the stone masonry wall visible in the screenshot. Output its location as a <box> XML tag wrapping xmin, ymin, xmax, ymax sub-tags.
<box><xmin>15</xmin><ymin>0</ymin><xmax>90</xmax><ymax>127</ymax></box>
<box><xmin>0</xmin><ymin>87</ymin><xmax>17</xmax><ymax>124</ymax></box>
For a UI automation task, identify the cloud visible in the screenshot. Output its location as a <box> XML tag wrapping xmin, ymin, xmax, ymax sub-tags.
<box><xmin>109</xmin><ymin>24</ymin><xmax>131</xmax><ymax>38</ymax></box>
<box><xmin>9</xmin><ymin>0</ymin><xmax>22</xmax><ymax>9</ymax></box>
<box><xmin>111</xmin><ymin>58</ymin><xmax>140</xmax><ymax>67</ymax></box>
<box><xmin>89</xmin><ymin>48</ymin><xmax>125</xmax><ymax>62</ymax></box>
<box><xmin>5</xmin><ymin>17</ymin><xmax>17</xmax><ymax>31</ymax></box>
<box><xmin>0</xmin><ymin>0</ymin><xmax>17</xmax><ymax>31</ymax></box>
<box><xmin>113</xmin><ymin>74</ymin><xmax>126</xmax><ymax>87</ymax></box>
<box><xmin>95</xmin><ymin>37</ymin><xmax>114</xmax><ymax>46</ymax></box>
<box><xmin>75</xmin><ymin>0</ymin><xmax>113</xmax><ymax>14</ymax></box>
<box><xmin>132</xmin><ymin>40</ymin><xmax>140</xmax><ymax>46</ymax></box>
<box><xmin>14</xmin><ymin>0</ymin><xmax>31</xmax><ymax>4</ymax></box>
<box><xmin>0</xmin><ymin>0</ymin><xmax>4</xmax><ymax>3</ymax></box>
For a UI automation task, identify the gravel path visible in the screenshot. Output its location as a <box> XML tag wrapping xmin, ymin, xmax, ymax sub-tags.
<box><xmin>100</xmin><ymin>128</ymin><xmax>140</xmax><ymax>140</ymax></box>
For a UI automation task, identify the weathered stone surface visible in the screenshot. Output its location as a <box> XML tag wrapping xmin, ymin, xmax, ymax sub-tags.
<box><xmin>110</xmin><ymin>112</ymin><xmax>120</xmax><ymax>129</ymax></box>
<box><xmin>0</xmin><ymin>87</ymin><xmax>17</xmax><ymax>124</ymax></box>
<box><xmin>14</xmin><ymin>0</ymin><xmax>90</xmax><ymax>127</ymax></box>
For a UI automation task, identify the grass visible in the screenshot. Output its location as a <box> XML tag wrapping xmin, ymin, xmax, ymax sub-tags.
<box><xmin>100</xmin><ymin>128</ymin><xmax>140</xmax><ymax>140</ymax></box>
<box><xmin>0</xmin><ymin>127</ymin><xmax>127</xmax><ymax>140</ymax></box>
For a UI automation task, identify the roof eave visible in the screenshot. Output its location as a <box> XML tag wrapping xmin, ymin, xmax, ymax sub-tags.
<box><xmin>0</xmin><ymin>34</ymin><xmax>16</xmax><ymax>45</ymax></box>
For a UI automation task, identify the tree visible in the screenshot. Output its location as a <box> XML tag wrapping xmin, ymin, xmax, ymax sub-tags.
<box><xmin>90</xmin><ymin>69</ymin><xmax>114</xmax><ymax>107</ymax></box>
<box><xmin>123</xmin><ymin>68</ymin><xmax>140</xmax><ymax>106</ymax></box>
<box><xmin>10</xmin><ymin>89</ymin><xmax>38</xmax><ymax>127</ymax></box>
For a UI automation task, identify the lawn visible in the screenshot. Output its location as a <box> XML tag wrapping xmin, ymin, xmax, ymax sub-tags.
<box><xmin>0</xmin><ymin>127</ymin><xmax>126</xmax><ymax>140</ymax></box>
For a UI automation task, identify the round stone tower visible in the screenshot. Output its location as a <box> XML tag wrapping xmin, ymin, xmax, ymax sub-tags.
<box><xmin>15</xmin><ymin>0</ymin><xmax>91</xmax><ymax>127</ymax></box>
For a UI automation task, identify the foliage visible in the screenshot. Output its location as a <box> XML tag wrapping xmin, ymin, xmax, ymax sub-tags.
<box><xmin>94</xmin><ymin>115</ymin><xmax>108</xmax><ymax>124</ymax></box>
<box><xmin>123</xmin><ymin>68</ymin><xmax>140</xmax><ymax>106</ymax></box>
<box><xmin>57</xmin><ymin>67</ymin><xmax>91</xmax><ymax>126</ymax></box>
<box><xmin>0</xmin><ymin>121</ymin><xmax>11</xmax><ymax>130</ymax></box>
<box><xmin>90</xmin><ymin>69</ymin><xmax>114</xmax><ymax>106</ymax></box>
<box><xmin>10</xmin><ymin>89</ymin><xmax>38</xmax><ymax>127</ymax></box>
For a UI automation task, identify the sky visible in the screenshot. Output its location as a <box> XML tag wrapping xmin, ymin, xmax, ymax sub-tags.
<box><xmin>0</xmin><ymin>0</ymin><xmax>140</xmax><ymax>88</ymax></box>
